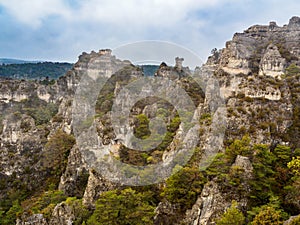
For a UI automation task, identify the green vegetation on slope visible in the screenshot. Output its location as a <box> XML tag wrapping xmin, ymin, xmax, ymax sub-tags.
<box><xmin>0</xmin><ymin>62</ymin><xmax>73</xmax><ymax>80</ymax></box>
<box><xmin>87</xmin><ymin>188</ymin><xmax>155</xmax><ymax>225</ymax></box>
<box><xmin>1</xmin><ymin>64</ymin><xmax>300</xmax><ymax>225</ymax></box>
<box><xmin>216</xmin><ymin>200</ymin><xmax>245</xmax><ymax>225</ymax></box>
<box><xmin>0</xmin><ymin>130</ymin><xmax>75</xmax><ymax>225</ymax></box>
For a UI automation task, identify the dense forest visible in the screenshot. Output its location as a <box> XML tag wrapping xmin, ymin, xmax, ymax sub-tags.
<box><xmin>0</xmin><ymin>62</ymin><xmax>73</xmax><ymax>80</ymax></box>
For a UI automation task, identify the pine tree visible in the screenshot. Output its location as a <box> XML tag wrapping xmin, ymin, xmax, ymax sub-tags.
<box><xmin>216</xmin><ymin>200</ymin><xmax>245</xmax><ymax>225</ymax></box>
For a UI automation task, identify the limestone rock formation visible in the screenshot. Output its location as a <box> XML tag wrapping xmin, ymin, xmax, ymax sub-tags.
<box><xmin>58</xmin><ymin>146</ymin><xmax>89</xmax><ymax>198</ymax></box>
<box><xmin>232</xmin><ymin>155</ymin><xmax>253</xmax><ymax>178</ymax></box>
<box><xmin>194</xmin><ymin>180</ymin><xmax>228</xmax><ymax>225</ymax></box>
<box><xmin>155</xmin><ymin>58</ymin><xmax>190</xmax><ymax>78</ymax></box>
<box><xmin>82</xmin><ymin>170</ymin><xmax>117</xmax><ymax>208</ymax></box>
<box><xmin>183</xmin><ymin>156</ymin><xmax>252</xmax><ymax>225</ymax></box>
<box><xmin>49</xmin><ymin>202</ymin><xmax>75</xmax><ymax>225</ymax></box>
<box><xmin>16</xmin><ymin>214</ymin><xmax>47</xmax><ymax>225</ymax></box>
<box><xmin>2</xmin><ymin>16</ymin><xmax>300</xmax><ymax>225</ymax></box>
<box><xmin>154</xmin><ymin>201</ymin><xmax>179</xmax><ymax>225</ymax></box>
<box><xmin>259</xmin><ymin>44</ymin><xmax>286</xmax><ymax>79</ymax></box>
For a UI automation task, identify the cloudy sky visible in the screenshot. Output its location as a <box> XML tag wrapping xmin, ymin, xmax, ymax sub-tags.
<box><xmin>0</xmin><ymin>0</ymin><xmax>299</xmax><ymax>65</ymax></box>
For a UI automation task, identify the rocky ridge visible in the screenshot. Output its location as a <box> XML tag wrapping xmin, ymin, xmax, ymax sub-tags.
<box><xmin>0</xmin><ymin>17</ymin><xmax>300</xmax><ymax>224</ymax></box>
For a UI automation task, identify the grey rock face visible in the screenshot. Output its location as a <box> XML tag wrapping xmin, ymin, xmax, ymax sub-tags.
<box><xmin>177</xmin><ymin>19</ymin><xmax>300</xmax><ymax>224</ymax></box>
<box><xmin>154</xmin><ymin>201</ymin><xmax>180</xmax><ymax>225</ymax></box>
<box><xmin>5</xmin><ymin>16</ymin><xmax>300</xmax><ymax>225</ymax></box>
<box><xmin>16</xmin><ymin>214</ymin><xmax>48</xmax><ymax>225</ymax></box>
<box><xmin>217</xmin><ymin>16</ymin><xmax>300</xmax><ymax>78</ymax></box>
<box><xmin>259</xmin><ymin>44</ymin><xmax>286</xmax><ymax>79</ymax></box>
<box><xmin>184</xmin><ymin>181</ymin><xmax>228</xmax><ymax>225</ymax></box>
<box><xmin>178</xmin><ymin>17</ymin><xmax>300</xmax><ymax>225</ymax></box>
<box><xmin>207</xmin><ymin>17</ymin><xmax>300</xmax><ymax>145</ymax></box>
<box><xmin>58</xmin><ymin>146</ymin><xmax>89</xmax><ymax>197</ymax></box>
<box><xmin>232</xmin><ymin>155</ymin><xmax>253</xmax><ymax>178</ymax></box>
<box><xmin>82</xmin><ymin>169</ymin><xmax>117</xmax><ymax>207</ymax></box>
<box><xmin>288</xmin><ymin>16</ymin><xmax>300</xmax><ymax>29</ymax></box>
<box><xmin>183</xmin><ymin>156</ymin><xmax>252</xmax><ymax>225</ymax></box>
<box><xmin>49</xmin><ymin>202</ymin><xmax>75</xmax><ymax>225</ymax></box>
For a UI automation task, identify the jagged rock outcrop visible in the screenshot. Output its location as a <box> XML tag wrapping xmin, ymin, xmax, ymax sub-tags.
<box><xmin>82</xmin><ymin>170</ymin><xmax>117</xmax><ymax>208</ymax></box>
<box><xmin>206</xmin><ymin>17</ymin><xmax>300</xmax><ymax>145</ymax></box>
<box><xmin>259</xmin><ymin>44</ymin><xmax>286</xmax><ymax>79</ymax></box>
<box><xmin>182</xmin><ymin>156</ymin><xmax>252</xmax><ymax>225</ymax></box>
<box><xmin>58</xmin><ymin>146</ymin><xmax>89</xmax><ymax>197</ymax></box>
<box><xmin>0</xmin><ymin>79</ymin><xmax>41</xmax><ymax>103</ymax></box>
<box><xmin>49</xmin><ymin>202</ymin><xmax>75</xmax><ymax>225</ymax></box>
<box><xmin>232</xmin><ymin>155</ymin><xmax>253</xmax><ymax>178</ymax></box>
<box><xmin>155</xmin><ymin>58</ymin><xmax>190</xmax><ymax>78</ymax></box>
<box><xmin>194</xmin><ymin>180</ymin><xmax>228</xmax><ymax>225</ymax></box>
<box><xmin>211</xmin><ymin>16</ymin><xmax>300</xmax><ymax>100</ymax></box>
<box><xmin>0</xmin><ymin>67</ymin><xmax>79</xmax><ymax>209</ymax></box>
<box><xmin>2</xmin><ymin>16</ymin><xmax>300</xmax><ymax>225</ymax></box>
<box><xmin>16</xmin><ymin>214</ymin><xmax>48</xmax><ymax>225</ymax></box>
<box><xmin>175</xmin><ymin>17</ymin><xmax>300</xmax><ymax>224</ymax></box>
<box><xmin>16</xmin><ymin>203</ymin><xmax>77</xmax><ymax>225</ymax></box>
<box><xmin>154</xmin><ymin>201</ymin><xmax>179</xmax><ymax>225</ymax></box>
<box><xmin>214</xmin><ymin>16</ymin><xmax>300</xmax><ymax>97</ymax></box>
<box><xmin>0</xmin><ymin>49</ymin><xmax>132</xmax><ymax>224</ymax></box>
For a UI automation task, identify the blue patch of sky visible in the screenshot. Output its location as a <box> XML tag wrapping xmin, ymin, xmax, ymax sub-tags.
<box><xmin>65</xmin><ymin>0</ymin><xmax>82</xmax><ymax>10</ymax></box>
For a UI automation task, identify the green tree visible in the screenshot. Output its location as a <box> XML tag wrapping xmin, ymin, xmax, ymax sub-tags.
<box><xmin>216</xmin><ymin>200</ymin><xmax>245</xmax><ymax>225</ymax></box>
<box><xmin>251</xmin><ymin>206</ymin><xmax>283</xmax><ymax>225</ymax></box>
<box><xmin>288</xmin><ymin>156</ymin><xmax>300</xmax><ymax>176</ymax></box>
<box><xmin>285</xmin><ymin>157</ymin><xmax>300</xmax><ymax>214</ymax></box>
<box><xmin>161</xmin><ymin>166</ymin><xmax>205</xmax><ymax>210</ymax></box>
<box><xmin>41</xmin><ymin>129</ymin><xmax>76</xmax><ymax>186</ymax></box>
<box><xmin>0</xmin><ymin>200</ymin><xmax>23</xmax><ymax>225</ymax></box>
<box><xmin>134</xmin><ymin>114</ymin><xmax>151</xmax><ymax>139</ymax></box>
<box><xmin>31</xmin><ymin>190</ymin><xmax>67</xmax><ymax>214</ymax></box>
<box><xmin>274</xmin><ymin>145</ymin><xmax>292</xmax><ymax>165</ymax></box>
<box><xmin>286</xmin><ymin>63</ymin><xmax>300</xmax><ymax>76</ymax></box>
<box><xmin>225</xmin><ymin>135</ymin><xmax>252</xmax><ymax>163</ymax></box>
<box><xmin>250</xmin><ymin>144</ymin><xmax>277</xmax><ymax>205</ymax></box>
<box><xmin>87</xmin><ymin>188</ymin><xmax>155</xmax><ymax>225</ymax></box>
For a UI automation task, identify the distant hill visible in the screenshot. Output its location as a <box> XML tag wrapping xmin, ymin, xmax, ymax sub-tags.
<box><xmin>0</xmin><ymin>61</ymin><xmax>73</xmax><ymax>80</ymax></box>
<box><xmin>0</xmin><ymin>59</ymin><xmax>156</xmax><ymax>79</ymax></box>
<box><xmin>0</xmin><ymin>58</ymin><xmax>40</xmax><ymax>65</ymax></box>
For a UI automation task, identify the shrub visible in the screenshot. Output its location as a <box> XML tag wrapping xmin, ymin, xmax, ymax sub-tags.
<box><xmin>287</xmin><ymin>156</ymin><xmax>300</xmax><ymax>176</ymax></box>
<box><xmin>0</xmin><ymin>200</ymin><xmax>23</xmax><ymax>225</ymax></box>
<box><xmin>216</xmin><ymin>200</ymin><xmax>245</xmax><ymax>225</ymax></box>
<box><xmin>161</xmin><ymin>166</ymin><xmax>205</xmax><ymax>211</ymax></box>
<box><xmin>31</xmin><ymin>190</ymin><xmax>67</xmax><ymax>214</ymax></box>
<box><xmin>41</xmin><ymin>130</ymin><xmax>76</xmax><ymax>187</ymax></box>
<box><xmin>225</xmin><ymin>135</ymin><xmax>252</xmax><ymax>162</ymax></box>
<box><xmin>87</xmin><ymin>188</ymin><xmax>155</xmax><ymax>225</ymax></box>
<box><xmin>251</xmin><ymin>206</ymin><xmax>283</xmax><ymax>225</ymax></box>
<box><xmin>134</xmin><ymin>114</ymin><xmax>151</xmax><ymax>139</ymax></box>
<box><xmin>65</xmin><ymin>197</ymin><xmax>91</xmax><ymax>225</ymax></box>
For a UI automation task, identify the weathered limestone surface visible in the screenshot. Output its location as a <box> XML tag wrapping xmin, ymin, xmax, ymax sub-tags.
<box><xmin>6</xmin><ymin>17</ymin><xmax>300</xmax><ymax>224</ymax></box>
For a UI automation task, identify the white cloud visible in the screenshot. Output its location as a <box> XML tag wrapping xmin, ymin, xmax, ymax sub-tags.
<box><xmin>0</xmin><ymin>0</ymin><xmax>70</xmax><ymax>28</ymax></box>
<box><xmin>0</xmin><ymin>0</ymin><xmax>236</xmax><ymax>28</ymax></box>
<box><xmin>1</xmin><ymin>0</ymin><xmax>299</xmax><ymax>64</ymax></box>
<box><xmin>75</xmin><ymin>0</ymin><xmax>219</xmax><ymax>26</ymax></box>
